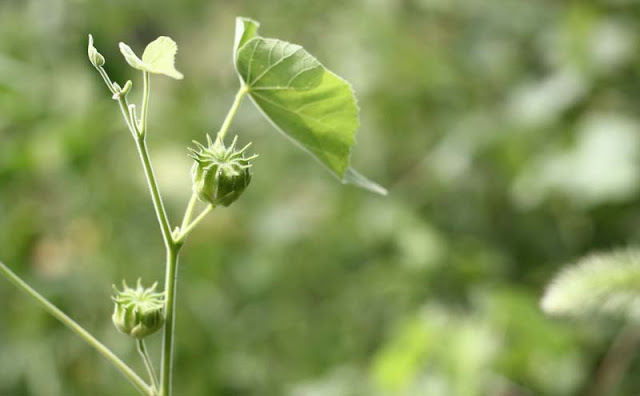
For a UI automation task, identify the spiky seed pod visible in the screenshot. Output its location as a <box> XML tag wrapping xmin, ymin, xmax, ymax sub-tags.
<box><xmin>189</xmin><ymin>134</ymin><xmax>258</xmax><ymax>207</ymax></box>
<box><xmin>112</xmin><ymin>279</ymin><xmax>165</xmax><ymax>339</ymax></box>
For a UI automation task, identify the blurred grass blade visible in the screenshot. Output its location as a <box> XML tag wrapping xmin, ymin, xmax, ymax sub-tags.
<box><xmin>541</xmin><ymin>249</ymin><xmax>640</xmax><ymax>319</ymax></box>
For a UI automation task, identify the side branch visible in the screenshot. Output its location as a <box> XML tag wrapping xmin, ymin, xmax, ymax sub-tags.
<box><xmin>0</xmin><ymin>260</ymin><xmax>152</xmax><ymax>396</ymax></box>
<box><xmin>217</xmin><ymin>85</ymin><xmax>248</xmax><ymax>141</ymax></box>
<box><xmin>175</xmin><ymin>204</ymin><xmax>214</xmax><ymax>244</ymax></box>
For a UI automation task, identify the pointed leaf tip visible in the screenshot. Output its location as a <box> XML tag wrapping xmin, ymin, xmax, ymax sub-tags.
<box><xmin>342</xmin><ymin>168</ymin><xmax>388</xmax><ymax>196</ymax></box>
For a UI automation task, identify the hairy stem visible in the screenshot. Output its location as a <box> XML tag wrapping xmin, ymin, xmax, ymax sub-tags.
<box><xmin>175</xmin><ymin>204</ymin><xmax>214</xmax><ymax>244</ymax></box>
<box><xmin>180</xmin><ymin>193</ymin><xmax>198</xmax><ymax>232</ymax></box>
<box><xmin>158</xmin><ymin>83</ymin><xmax>248</xmax><ymax>394</ymax></box>
<box><xmin>0</xmin><ymin>260</ymin><xmax>152</xmax><ymax>396</ymax></box>
<box><xmin>92</xmin><ymin>62</ymin><xmax>184</xmax><ymax>396</ymax></box>
<box><xmin>217</xmin><ymin>85</ymin><xmax>248</xmax><ymax>141</ymax></box>
<box><xmin>135</xmin><ymin>137</ymin><xmax>174</xmax><ymax>248</ymax></box>
<box><xmin>140</xmin><ymin>72</ymin><xmax>150</xmax><ymax>136</ymax></box>
<box><xmin>97</xmin><ymin>67</ymin><xmax>117</xmax><ymax>95</ymax></box>
<box><xmin>118</xmin><ymin>99</ymin><xmax>138</xmax><ymax>138</ymax></box>
<box><xmin>137</xmin><ymin>339</ymin><xmax>159</xmax><ymax>393</ymax></box>
<box><xmin>94</xmin><ymin>64</ymin><xmax>248</xmax><ymax>396</ymax></box>
<box><xmin>95</xmin><ymin>65</ymin><xmax>170</xmax><ymax>244</ymax></box>
<box><xmin>160</xmin><ymin>246</ymin><xmax>180</xmax><ymax>396</ymax></box>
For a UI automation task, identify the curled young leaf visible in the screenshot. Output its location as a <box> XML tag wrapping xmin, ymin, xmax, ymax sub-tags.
<box><xmin>119</xmin><ymin>36</ymin><xmax>184</xmax><ymax>80</ymax></box>
<box><xmin>88</xmin><ymin>34</ymin><xmax>105</xmax><ymax>67</ymax></box>
<box><xmin>233</xmin><ymin>17</ymin><xmax>386</xmax><ymax>195</ymax></box>
<box><xmin>541</xmin><ymin>248</ymin><xmax>640</xmax><ymax>320</ymax></box>
<box><xmin>119</xmin><ymin>42</ymin><xmax>147</xmax><ymax>70</ymax></box>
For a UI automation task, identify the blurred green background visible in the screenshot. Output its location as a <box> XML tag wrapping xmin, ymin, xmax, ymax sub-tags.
<box><xmin>2</xmin><ymin>0</ymin><xmax>640</xmax><ymax>395</ymax></box>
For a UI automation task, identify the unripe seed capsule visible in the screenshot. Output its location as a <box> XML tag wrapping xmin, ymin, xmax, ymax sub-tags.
<box><xmin>112</xmin><ymin>279</ymin><xmax>164</xmax><ymax>339</ymax></box>
<box><xmin>189</xmin><ymin>135</ymin><xmax>257</xmax><ymax>207</ymax></box>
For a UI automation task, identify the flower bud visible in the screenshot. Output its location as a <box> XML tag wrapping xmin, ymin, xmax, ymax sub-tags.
<box><xmin>112</xmin><ymin>279</ymin><xmax>164</xmax><ymax>339</ymax></box>
<box><xmin>88</xmin><ymin>34</ymin><xmax>105</xmax><ymax>67</ymax></box>
<box><xmin>189</xmin><ymin>135</ymin><xmax>257</xmax><ymax>207</ymax></box>
<box><xmin>112</xmin><ymin>80</ymin><xmax>133</xmax><ymax>100</ymax></box>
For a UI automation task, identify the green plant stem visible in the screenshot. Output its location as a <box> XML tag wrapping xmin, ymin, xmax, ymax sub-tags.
<box><xmin>137</xmin><ymin>339</ymin><xmax>159</xmax><ymax>393</ymax></box>
<box><xmin>94</xmin><ymin>66</ymin><xmax>137</xmax><ymax>139</ymax></box>
<box><xmin>140</xmin><ymin>72</ymin><xmax>150</xmax><ymax>136</ymax></box>
<box><xmin>124</xmin><ymin>72</ymin><xmax>173</xmax><ymax>247</ymax></box>
<box><xmin>180</xmin><ymin>193</ymin><xmax>198</xmax><ymax>232</ymax></box>
<box><xmin>0</xmin><ymin>260</ymin><xmax>152</xmax><ymax>396</ymax></box>
<box><xmin>92</xmin><ymin>62</ymin><xmax>186</xmax><ymax>396</ymax></box>
<box><xmin>217</xmin><ymin>84</ymin><xmax>248</xmax><ymax>141</ymax></box>
<box><xmin>160</xmin><ymin>246</ymin><xmax>181</xmax><ymax>396</ymax></box>
<box><xmin>135</xmin><ymin>136</ymin><xmax>173</xmax><ymax>247</ymax></box>
<box><xmin>104</xmin><ymin>66</ymin><xmax>176</xmax><ymax>396</ymax></box>
<box><xmin>97</xmin><ymin>67</ymin><xmax>117</xmax><ymax>95</ymax></box>
<box><xmin>95</xmin><ymin>66</ymin><xmax>247</xmax><ymax>396</ymax></box>
<box><xmin>118</xmin><ymin>99</ymin><xmax>139</xmax><ymax>138</ymax></box>
<box><xmin>175</xmin><ymin>204</ymin><xmax>214</xmax><ymax>244</ymax></box>
<box><xmin>128</xmin><ymin>103</ymin><xmax>139</xmax><ymax>130</ymax></box>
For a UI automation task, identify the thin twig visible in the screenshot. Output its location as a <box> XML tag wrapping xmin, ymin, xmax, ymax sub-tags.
<box><xmin>137</xmin><ymin>339</ymin><xmax>159</xmax><ymax>392</ymax></box>
<box><xmin>583</xmin><ymin>322</ymin><xmax>640</xmax><ymax>396</ymax></box>
<box><xmin>0</xmin><ymin>260</ymin><xmax>152</xmax><ymax>396</ymax></box>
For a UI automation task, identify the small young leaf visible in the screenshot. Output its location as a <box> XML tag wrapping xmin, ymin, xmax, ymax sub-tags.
<box><xmin>119</xmin><ymin>42</ymin><xmax>147</xmax><ymax>71</ymax></box>
<box><xmin>119</xmin><ymin>37</ymin><xmax>183</xmax><ymax>79</ymax></box>
<box><xmin>541</xmin><ymin>249</ymin><xmax>640</xmax><ymax>319</ymax></box>
<box><xmin>141</xmin><ymin>36</ymin><xmax>184</xmax><ymax>80</ymax></box>
<box><xmin>233</xmin><ymin>17</ymin><xmax>386</xmax><ymax>195</ymax></box>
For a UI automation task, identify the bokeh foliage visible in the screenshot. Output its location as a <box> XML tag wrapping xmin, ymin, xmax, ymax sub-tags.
<box><xmin>2</xmin><ymin>0</ymin><xmax>640</xmax><ymax>395</ymax></box>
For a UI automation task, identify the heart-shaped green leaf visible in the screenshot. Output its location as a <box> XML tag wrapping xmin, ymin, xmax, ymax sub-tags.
<box><xmin>119</xmin><ymin>36</ymin><xmax>184</xmax><ymax>80</ymax></box>
<box><xmin>233</xmin><ymin>17</ymin><xmax>386</xmax><ymax>195</ymax></box>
